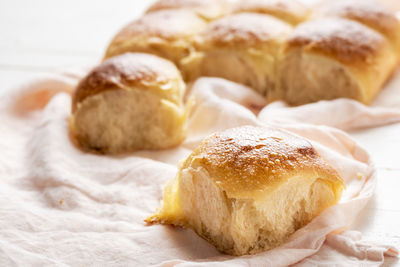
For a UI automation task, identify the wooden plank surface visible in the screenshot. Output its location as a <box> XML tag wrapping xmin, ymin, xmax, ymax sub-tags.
<box><xmin>0</xmin><ymin>0</ymin><xmax>399</xmax><ymax>266</ymax></box>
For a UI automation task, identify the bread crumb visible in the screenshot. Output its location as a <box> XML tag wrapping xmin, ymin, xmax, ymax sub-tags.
<box><xmin>356</xmin><ymin>172</ymin><xmax>363</xmax><ymax>180</ymax></box>
<box><xmin>59</xmin><ymin>199</ymin><xmax>64</xmax><ymax>205</ymax></box>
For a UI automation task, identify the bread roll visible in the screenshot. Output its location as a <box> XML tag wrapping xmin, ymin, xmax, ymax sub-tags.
<box><xmin>315</xmin><ymin>0</ymin><xmax>400</xmax><ymax>57</ymax></box>
<box><xmin>233</xmin><ymin>0</ymin><xmax>310</xmax><ymax>25</ymax></box>
<box><xmin>70</xmin><ymin>53</ymin><xmax>186</xmax><ymax>154</ymax></box>
<box><xmin>146</xmin><ymin>0</ymin><xmax>230</xmax><ymax>20</ymax></box>
<box><xmin>147</xmin><ymin>126</ymin><xmax>345</xmax><ymax>255</ymax></box>
<box><xmin>104</xmin><ymin>10</ymin><xmax>207</xmax><ymax>66</ymax></box>
<box><xmin>276</xmin><ymin>18</ymin><xmax>398</xmax><ymax>105</ymax></box>
<box><xmin>182</xmin><ymin>13</ymin><xmax>292</xmax><ymax>95</ymax></box>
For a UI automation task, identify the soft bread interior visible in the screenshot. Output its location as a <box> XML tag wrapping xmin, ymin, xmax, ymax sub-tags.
<box><xmin>71</xmin><ymin>88</ymin><xmax>186</xmax><ymax>154</ymax></box>
<box><xmin>181</xmin><ymin>49</ymin><xmax>276</xmax><ymax>96</ymax></box>
<box><xmin>150</xmin><ymin>165</ymin><xmax>341</xmax><ymax>255</ymax></box>
<box><xmin>277</xmin><ymin>50</ymin><xmax>362</xmax><ymax>105</ymax></box>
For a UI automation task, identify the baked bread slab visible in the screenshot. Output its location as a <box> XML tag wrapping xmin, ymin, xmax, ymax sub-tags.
<box><xmin>147</xmin><ymin>126</ymin><xmax>345</xmax><ymax>255</ymax></box>
<box><xmin>70</xmin><ymin>53</ymin><xmax>186</xmax><ymax>154</ymax></box>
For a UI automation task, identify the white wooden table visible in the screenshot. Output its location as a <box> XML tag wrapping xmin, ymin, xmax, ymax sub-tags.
<box><xmin>1</xmin><ymin>1</ymin><xmax>399</xmax><ymax>266</ymax></box>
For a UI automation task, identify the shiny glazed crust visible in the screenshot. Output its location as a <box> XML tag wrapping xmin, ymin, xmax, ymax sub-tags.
<box><xmin>72</xmin><ymin>53</ymin><xmax>183</xmax><ymax>112</ymax></box>
<box><xmin>182</xmin><ymin>125</ymin><xmax>343</xmax><ymax>198</ymax></box>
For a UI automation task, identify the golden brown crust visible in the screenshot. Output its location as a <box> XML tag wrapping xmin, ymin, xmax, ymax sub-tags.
<box><xmin>198</xmin><ymin>13</ymin><xmax>292</xmax><ymax>49</ymax></box>
<box><xmin>316</xmin><ymin>0</ymin><xmax>400</xmax><ymax>48</ymax></box>
<box><xmin>286</xmin><ymin>18</ymin><xmax>386</xmax><ymax>65</ymax></box>
<box><xmin>115</xmin><ymin>9</ymin><xmax>205</xmax><ymax>41</ymax></box>
<box><xmin>146</xmin><ymin>0</ymin><xmax>230</xmax><ymax>19</ymax></box>
<box><xmin>233</xmin><ymin>0</ymin><xmax>310</xmax><ymax>25</ymax></box>
<box><xmin>72</xmin><ymin>53</ymin><xmax>182</xmax><ymax>112</ymax></box>
<box><xmin>185</xmin><ymin>126</ymin><xmax>343</xmax><ymax>198</ymax></box>
<box><xmin>104</xmin><ymin>9</ymin><xmax>207</xmax><ymax>60</ymax></box>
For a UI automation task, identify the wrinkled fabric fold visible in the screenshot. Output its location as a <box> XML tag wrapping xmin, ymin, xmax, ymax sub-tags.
<box><xmin>0</xmin><ymin>71</ymin><xmax>398</xmax><ymax>266</ymax></box>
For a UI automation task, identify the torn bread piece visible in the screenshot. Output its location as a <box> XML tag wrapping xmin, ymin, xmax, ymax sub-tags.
<box><xmin>147</xmin><ymin>126</ymin><xmax>345</xmax><ymax>255</ymax></box>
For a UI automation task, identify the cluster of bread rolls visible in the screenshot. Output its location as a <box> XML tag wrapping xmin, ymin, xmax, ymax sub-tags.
<box><xmin>70</xmin><ymin>0</ymin><xmax>400</xmax><ymax>154</ymax></box>
<box><xmin>67</xmin><ymin>0</ymin><xmax>389</xmax><ymax>255</ymax></box>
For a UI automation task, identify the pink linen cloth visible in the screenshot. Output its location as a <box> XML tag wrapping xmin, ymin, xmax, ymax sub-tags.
<box><xmin>0</xmin><ymin>69</ymin><xmax>399</xmax><ymax>266</ymax></box>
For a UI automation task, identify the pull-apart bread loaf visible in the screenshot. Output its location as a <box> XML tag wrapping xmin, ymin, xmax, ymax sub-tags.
<box><xmin>104</xmin><ymin>9</ymin><xmax>207</xmax><ymax>66</ymax></box>
<box><xmin>74</xmin><ymin>1</ymin><xmax>400</xmax><ymax>152</ymax></box>
<box><xmin>104</xmin><ymin>0</ymin><xmax>400</xmax><ymax>105</ymax></box>
<box><xmin>147</xmin><ymin>126</ymin><xmax>345</xmax><ymax>255</ymax></box>
<box><xmin>70</xmin><ymin>53</ymin><xmax>186</xmax><ymax>154</ymax></box>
